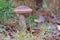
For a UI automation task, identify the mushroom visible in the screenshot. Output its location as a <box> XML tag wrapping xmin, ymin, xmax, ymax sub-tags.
<box><xmin>13</xmin><ymin>5</ymin><xmax>32</xmax><ymax>30</ymax></box>
<box><xmin>56</xmin><ymin>25</ymin><xmax>60</xmax><ymax>31</ymax></box>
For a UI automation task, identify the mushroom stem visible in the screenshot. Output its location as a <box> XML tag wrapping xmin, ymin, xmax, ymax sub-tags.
<box><xmin>19</xmin><ymin>15</ymin><xmax>26</xmax><ymax>30</ymax></box>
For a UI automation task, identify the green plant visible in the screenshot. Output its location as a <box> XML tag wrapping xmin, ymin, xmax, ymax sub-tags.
<box><xmin>56</xmin><ymin>0</ymin><xmax>60</xmax><ymax>13</ymax></box>
<box><xmin>0</xmin><ymin>0</ymin><xmax>9</xmax><ymax>10</ymax></box>
<box><xmin>42</xmin><ymin>0</ymin><xmax>51</xmax><ymax>11</ymax></box>
<box><xmin>26</xmin><ymin>15</ymin><xmax>37</xmax><ymax>28</ymax></box>
<box><xmin>14</xmin><ymin>30</ymin><xmax>35</xmax><ymax>40</ymax></box>
<box><xmin>0</xmin><ymin>0</ymin><xmax>16</xmax><ymax>24</ymax></box>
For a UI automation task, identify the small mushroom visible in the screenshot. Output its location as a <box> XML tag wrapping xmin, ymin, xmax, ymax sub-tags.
<box><xmin>13</xmin><ymin>5</ymin><xmax>32</xmax><ymax>30</ymax></box>
<box><xmin>56</xmin><ymin>25</ymin><xmax>60</xmax><ymax>31</ymax></box>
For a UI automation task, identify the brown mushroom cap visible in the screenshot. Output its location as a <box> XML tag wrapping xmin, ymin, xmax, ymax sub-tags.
<box><xmin>13</xmin><ymin>5</ymin><xmax>32</xmax><ymax>13</ymax></box>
